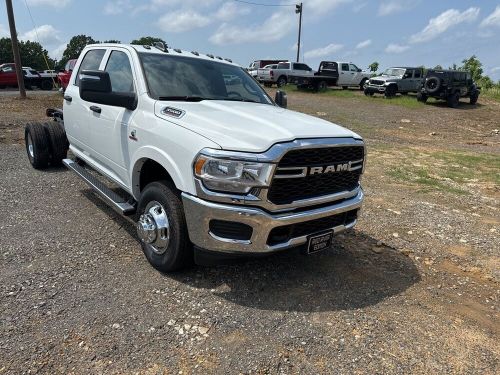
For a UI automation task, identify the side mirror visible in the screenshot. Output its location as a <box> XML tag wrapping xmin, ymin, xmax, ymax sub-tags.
<box><xmin>275</xmin><ymin>90</ymin><xmax>287</xmax><ymax>108</ymax></box>
<box><xmin>80</xmin><ymin>70</ymin><xmax>137</xmax><ymax>110</ymax></box>
<box><xmin>358</xmin><ymin>68</ymin><xmax>362</xmax><ymax>72</ymax></box>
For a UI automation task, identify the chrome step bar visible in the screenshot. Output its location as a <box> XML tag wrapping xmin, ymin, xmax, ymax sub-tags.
<box><xmin>63</xmin><ymin>159</ymin><xmax>136</xmax><ymax>215</ymax></box>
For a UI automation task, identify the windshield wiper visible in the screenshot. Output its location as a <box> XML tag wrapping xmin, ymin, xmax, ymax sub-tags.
<box><xmin>157</xmin><ymin>96</ymin><xmax>208</xmax><ymax>102</ymax></box>
<box><xmin>219</xmin><ymin>98</ymin><xmax>259</xmax><ymax>103</ymax></box>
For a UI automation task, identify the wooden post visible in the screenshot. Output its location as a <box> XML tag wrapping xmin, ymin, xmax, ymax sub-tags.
<box><xmin>5</xmin><ymin>0</ymin><xmax>26</xmax><ymax>99</ymax></box>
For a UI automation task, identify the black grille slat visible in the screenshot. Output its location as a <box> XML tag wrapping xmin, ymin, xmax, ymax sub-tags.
<box><xmin>267</xmin><ymin>209</ymin><xmax>358</xmax><ymax>246</ymax></box>
<box><xmin>268</xmin><ymin>146</ymin><xmax>364</xmax><ymax>205</ymax></box>
<box><xmin>209</xmin><ymin>220</ymin><xmax>253</xmax><ymax>241</ymax></box>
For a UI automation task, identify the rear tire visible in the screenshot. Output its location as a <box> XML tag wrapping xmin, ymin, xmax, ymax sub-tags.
<box><xmin>137</xmin><ymin>181</ymin><xmax>193</xmax><ymax>272</ymax></box>
<box><xmin>470</xmin><ymin>90</ymin><xmax>479</xmax><ymax>105</ymax></box>
<box><xmin>447</xmin><ymin>92</ymin><xmax>460</xmax><ymax>108</ymax></box>
<box><xmin>43</xmin><ymin>122</ymin><xmax>68</xmax><ymax>165</ymax></box>
<box><xmin>417</xmin><ymin>93</ymin><xmax>428</xmax><ymax>103</ymax></box>
<box><xmin>277</xmin><ymin>76</ymin><xmax>287</xmax><ymax>87</ymax></box>
<box><xmin>25</xmin><ymin>123</ymin><xmax>50</xmax><ymax>169</ymax></box>
<box><xmin>40</xmin><ymin>79</ymin><xmax>53</xmax><ymax>91</ymax></box>
<box><xmin>317</xmin><ymin>81</ymin><xmax>328</xmax><ymax>92</ymax></box>
<box><xmin>342</xmin><ymin>86</ymin><xmax>348</xmax><ymax>90</ymax></box>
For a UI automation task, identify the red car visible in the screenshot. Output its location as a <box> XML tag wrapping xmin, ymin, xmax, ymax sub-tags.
<box><xmin>0</xmin><ymin>63</ymin><xmax>18</xmax><ymax>88</ymax></box>
<box><xmin>57</xmin><ymin>59</ymin><xmax>77</xmax><ymax>91</ymax></box>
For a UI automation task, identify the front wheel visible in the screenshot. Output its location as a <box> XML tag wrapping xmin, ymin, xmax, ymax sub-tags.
<box><xmin>359</xmin><ymin>78</ymin><xmax>368</xmax><ymax>90</ymax></box>
<box><xmin>470</xmin><ymin>90</ymin><xmax>479</xmax><ymax>105</ymax></box>
<box><xmin>136</xmin><ymin>181</ymin><xmax>193</xmax><ymax>272</ymax></box>
<box><xmin>384</xmin><ymin>85</ymin><xmax>397</xmax><ymax>98</ymax></box>
<box><xmin>364</xmin><ymin>88</ymin><xmax>374</xmax><ymax>96</ymax></box>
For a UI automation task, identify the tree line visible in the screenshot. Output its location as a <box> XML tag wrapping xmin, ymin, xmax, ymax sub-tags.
<box><xmin>0</xmin><ymin>35</ymin><xmax>166</xmax><ymax>71</ymax></box>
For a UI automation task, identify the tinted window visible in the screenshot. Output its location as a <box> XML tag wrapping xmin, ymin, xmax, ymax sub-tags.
<box><xmin>294</xmin><ymin>63</ymin><xmax>310</xmax><ymax>71</ymax></box>
<box><xmin>75</xmin><ymin>49</ymin><xmax>106</xmax><ymax>86</ymax></box>
<box><xmin>278</xmin><ymin>62</ymin><xmax>290</xmax><ymax>69</ymax></box>
<box><xmin>414</xmin><ymin>69</ymin><xmax>421</xmax><ymax>78</ymax></box>
<box><xmin>105</xmin><ymin>51</ymin><xmax>134</xmax><ymax>93</ymax></box>
<box><xmin>1</xmin><ymin>66</ymin><xmax>14</xmax><ymax>72</ymax></box>
<box><xmin>404</xmin><ymin>69</ymin><xmax>414</xmax><ymax>78</ymax></box>
<box><xmin>341</xmin><ymin>63</ymin><xmax>349</xmax><ymax>71</ymax></box>
<box><xmin>321</xmin><ymin>62</ymin><xmax>337</xmax><ymax>71</ymax></box>
<box><xmin>140</xmin><ymin>53</ymin><xmax>272</xmax><ymax>105</ymax></box>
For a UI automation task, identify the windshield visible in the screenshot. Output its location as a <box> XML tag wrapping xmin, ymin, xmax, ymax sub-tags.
<box><xmin>383</xmin><ymin>68</ymin><xmax>405</xmax><ymax>76</ymax></box>
<box><xmin>139</xmin><ymin>53</ymin><xmax>273</xmax><ymax>104</ymax></box>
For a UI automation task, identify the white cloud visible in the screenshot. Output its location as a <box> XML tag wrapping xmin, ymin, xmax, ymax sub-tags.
<box><xmin>491</xmin><ymin>67</ymin><xmax>500</xmax><ymax>73</ymax></box>
<box><xmin>305</xmin><ymin>0</ymin><xmax>352</xmax><ymax>16</ymax></box>
<box><xmin>0</xmin><ymin>23</ymin><xmax>8</xmax><ymax>38</ymax></box>
<box><xmin>378</xmin><ymin>0</ymin><xmax>418</xmax><ymax>16</ymax></box>
<box><xmin>385</xmin><ymin>43</ymin><xmax>409</xmax><ymax>53</ymax></box>
<box><xmin>353</xmin><ymin>2</ymin><xmax>367</xmax><ymax>13</ymax></box>
<box><xmin>210</xmin><ymin>10</ymin><xmax>295</xmax><ymax>45</ymax></box>
<box><xmin>50</xmin><ymin>42</ymin><xmax>68</xmax><ymax>60</ymax></box>
<box><xmin>157</xmin><ymin>11</ymin><xmax>211</xmax><ymax>33</ymax></box>
<box><xmin>104</xmin><ymin>0</ymin><xmax>132</xmax><ymax>15</ymax></box>
<box><xmin>480</xmin><ymin>5</ymin><xmax>500</xmax><ymax>28</ymax></box>
<box><xmin>27</xmin><ymin>0</ymin><xmax>71</xmax><ymax>7</ymax></box>
<box><xmin>19</xmin><ymin>25</ymin><xmax>61</xmax><ymax>45</ymax></box>
<box><xmin>304</xmin><ymin>43</ymin><xmax>343</xmax><ymax>59</ymax></box>
<box><xmin>215</xmin><ymin>2</ymin><xmax>250</xmax><ymax>21</ymax></box>
<box><xmin>356</xmin><ymin>39</ymin><xmax>371</xmax><ymax>49</ymax></box>
<box><xmin>410</xmin><ymin>7</ymin><xmax>480</xmax><ymax>43</ymax></box>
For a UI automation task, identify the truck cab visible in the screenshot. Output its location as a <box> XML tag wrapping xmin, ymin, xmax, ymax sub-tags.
<box><xmin>337</xmin><ymin>62</ymin><xmax>370</xmax><ymax>89</ymax></box>
<box><xmin>25</xmin><ymin>44</ymin><xmax>365</xmax><ymax>272</ymax></box>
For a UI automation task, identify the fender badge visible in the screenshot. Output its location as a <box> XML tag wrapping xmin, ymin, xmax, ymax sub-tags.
<box><xmin>162</xmin><ymin>106</ymin><xmax>185</xmax><ymax>118</ymax></box>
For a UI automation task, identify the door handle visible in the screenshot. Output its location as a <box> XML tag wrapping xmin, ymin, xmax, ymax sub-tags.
<box><xmin>90</xmin><ymin>105</ymin><xmax>101</xmax><ymax>114</ymax></box>
<box><xmin>64</xmin><ymin>95</ymin><xmax>72</xmax><ymax>102</ymax></box>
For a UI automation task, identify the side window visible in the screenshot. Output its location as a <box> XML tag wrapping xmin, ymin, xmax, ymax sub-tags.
<box><xmin>349</xmin><ymin>64</ymin><xmax>358</xmax><ymax>72</ymax></box>
<box><xmin>414</xmin><ymin>69</ymin><xmax>421</xmax><ymax>78</ymax></box>
<box><xmin>75</xmin><ymin>49</ymin><xmax>106</xmax><ymax>86</ymax></box>
<box><xmin>405</xmin><ymin>69</ymin><xmax>414</xmax><ymax>78</ymax></box>
<box><xmin>105</xmin><ymin>51</ymin><xmax>134</xmax><ymax>93</ymax></box>
<box><xmin>341</xmin><ymin>63</ymin><xmax>349</xmax><ymax>71</ymax></box>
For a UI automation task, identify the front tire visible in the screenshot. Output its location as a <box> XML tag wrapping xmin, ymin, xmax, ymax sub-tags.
<box><xmin>25</xmin><ymin>123</ymin><xmax>50</xmax><ymax>169</ymax></box>
<box><xmin>359</xmin><ymin>78</ymin><xmax>368</xmax><ymax>90</ymax></box>
<box><xmin>137</xmin><ymin>181</ymin><xmax>193</xmax><ymax>272</ymax></box>
<box><xmin>384</xmin><ymin>85</ymin><xmax>397</xmax><ymax>98</ymax></box>
<box><xmin>470</xmin><ymin>90</ymin><xmax>479</xmax><ymax>105</ymax></box>
<box><xmin>277</xmin><ymin>76</ymin><xmax>287</xmax><ymax>88</ymax></box>
<box><xmin>417</xmin><ymin>93</ymin><xmax>428</xmax><ymax>103</ymax></box>
<box><xmin>364</xmin><ymin>88</ymin><xmax>374</xmax><ymax>96</ymax></box>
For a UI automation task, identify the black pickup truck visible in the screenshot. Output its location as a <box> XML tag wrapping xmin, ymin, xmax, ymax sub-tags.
<box><xmin>288</xmin><ymin>61</ymin><xmax>339</xmax><ymax>91</ymax></box>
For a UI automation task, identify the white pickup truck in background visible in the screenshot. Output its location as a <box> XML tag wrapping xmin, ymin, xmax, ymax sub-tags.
<box><xmin>25</xmin><ymin>43</ymin><xmax>365</xmax><ymax>272</ymax></box>
<box><xmin>257</xmin><ymin>61</ymin><xmax>315</xmax><ymax>87</ymax></box>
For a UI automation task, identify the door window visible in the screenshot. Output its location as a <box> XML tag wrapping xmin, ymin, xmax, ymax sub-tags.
<box><xmin>349</xmin><ymin>64</ymin><xmax>359</xmax><ymax>72</ymax></box>
<box><xmin>294</xmin><ymin>63</ymin><xmax>311</xmax><ymax>71</ymax></box>
<box><xmin>341</xmin><ymin>63</ymin><xmax>349</xmax><ymax>71</ymax></box>
<box><xmin>75</xmin><ymin>49</ymin><xmax>106</xmax><ymax>86</ymax></box>
<box><xmin>414</xmin><ymin>69</ymin><xmax>421</xmax><ymax>78</ymax></box>
<box><xmin>105</xmin><ymin>51</ymin><xmax>135</xmax><ymax>93</ymax></box>
<box><xmin>404</xmin><ymin>69</ymin><xmax>414</xmax><ymax>78</ymax></box>
<box><xmin>278</xmin><ymin>62</ymin><xmax>290</xmax><ymax>69</ymax></box>
<box><xmin>1</xmin><ymin>66</ymin><xmax>14</xmax><ymax>72</ymax></box>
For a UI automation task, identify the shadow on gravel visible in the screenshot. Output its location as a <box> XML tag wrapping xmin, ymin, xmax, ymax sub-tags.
<box><xmin>425</xmin><ymin>101</ymin><xmax>484</xmax><ymax>110</ymax></box>
<box><xmin>84</xmin><ymin>190</ymin><xmax>420</xmax><ymax>313</ymax></box>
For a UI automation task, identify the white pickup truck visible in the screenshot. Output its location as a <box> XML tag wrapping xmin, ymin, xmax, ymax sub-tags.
<box><xmin>24</xmin><ymin>43</ymin><xmax>365</xmax><ymax>272</ymax></box>
<box><xmin>257</xmin><ymin>61</ymin><xmax>315</xmax><ymax>87</ymax></box>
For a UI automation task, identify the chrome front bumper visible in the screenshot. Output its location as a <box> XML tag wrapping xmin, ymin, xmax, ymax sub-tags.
<box><xmin>181</xmin><ymin>190</ymin><xmax>363</xmax><ymax>254</ymax></box>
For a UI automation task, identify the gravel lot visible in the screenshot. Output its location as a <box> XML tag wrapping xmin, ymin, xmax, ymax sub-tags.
<box><xmin>0</xmin><ymin>89</ymin><xmax>498</xmax><ymax>374</ymax></box>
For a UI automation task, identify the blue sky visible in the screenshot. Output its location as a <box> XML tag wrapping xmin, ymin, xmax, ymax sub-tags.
<box><xmin>1</xmin><ymin>0</ymin><xmax>499</xmax><ymax>79</ymax></box>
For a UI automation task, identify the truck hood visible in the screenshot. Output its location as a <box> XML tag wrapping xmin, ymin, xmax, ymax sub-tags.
<box><xmin>154</xmin><ymin>101</ymin><xmax>361</xmax><ymax>152</ymax></box>
<box><xmin>371</xmin><ymin>75</ymin><xmax>401</xmax><ymax>83</ymax></box>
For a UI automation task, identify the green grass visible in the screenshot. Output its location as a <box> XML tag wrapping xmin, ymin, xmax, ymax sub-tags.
<box><xmin>382</xmin><ymin>147</ymin><xmax>500</xmax><ymax>195</ymax></box>
<box><xmin>482</xmin><ymin>87</ymin><xmax>500</xmax><ymax>101</ymax></box>
<box><xmin>282</xmin><ymin>84</ymin><xmax>426</xmax><ymax>108</ymax></box>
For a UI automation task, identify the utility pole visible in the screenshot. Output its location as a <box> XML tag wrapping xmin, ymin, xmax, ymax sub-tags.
<box><xmin>5</xmin><ymin>0</ymin><xmax>26</xmax><ymax>99</ymax></box>
<box><xmin>295</xmin><ymin>3</ymin><xmax>303</xmax><ymax>63</ymax></box>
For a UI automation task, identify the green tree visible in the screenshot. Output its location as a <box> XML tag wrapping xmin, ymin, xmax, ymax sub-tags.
<box><xmin>0</xmin><ymin>37</ymin><xmax>54</xmax><ymax>70</ymax></box>
<box><xmin>460</xmin><ymin>55</ymin><xmax>483</xmax><ymax>82</ymax></box>
<box><xmin>103</xmin><ymin>39</ymin><xmax>121</xmax><ymax>43</ymax></box>
<box><xmin>131</xmin><ymin>36</ymin><xmax>167</xmax><ymax>46</ymax></box>
<box><xmin>434</xmin><ymin>64</ymin><xmax>443</xmax><ymax>70</ymax></box>
<box><xmin>368</xmin><ymin>61</ymin><xmax>379</xmax><ymax>73</ymax></box>
<box><xmin>60</xmin><ymin>35</ymin><xmax>97</xmax><ymax>67</ymax></box>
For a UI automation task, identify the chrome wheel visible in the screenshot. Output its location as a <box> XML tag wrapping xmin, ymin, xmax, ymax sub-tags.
<box><xmin>137</xmin><ymin>201</ymin><xmax>170</xmax><ymax>255</ymax></box>
<box><xmin>27</xmin><ymin>134</ymin><xmax>34</xmax><ymax>158</ymax></box>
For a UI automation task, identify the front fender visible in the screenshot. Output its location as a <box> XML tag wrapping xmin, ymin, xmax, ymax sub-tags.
<box><xmin>130</xmin><ymin>146</ymin><xmax>191</xmax><ymax>199</ymax></box>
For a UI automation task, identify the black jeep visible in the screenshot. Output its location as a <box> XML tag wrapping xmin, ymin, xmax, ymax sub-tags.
<box><xmin>417</xmin><ymin>69</ymin><xmax>480</xmax><ymax>108</ymax></box>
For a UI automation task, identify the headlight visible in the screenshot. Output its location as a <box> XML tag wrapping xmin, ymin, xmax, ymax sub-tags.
<box><xmin>194</xmin><ymin>154</ymin><xmax>274</xmax><ymax>194</ymax></box>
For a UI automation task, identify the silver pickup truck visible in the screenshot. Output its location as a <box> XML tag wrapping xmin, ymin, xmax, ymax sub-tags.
<box><xmin>258</xmin><ymin>61</ymin><xmax>314</xmax><ymax>87</ymax></box>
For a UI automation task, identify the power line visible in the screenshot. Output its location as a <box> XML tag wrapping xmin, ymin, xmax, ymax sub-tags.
<box><xmin>233</xmin><ymin>0</ymin><xmax>296</xmax><ymax>7</ymax></box>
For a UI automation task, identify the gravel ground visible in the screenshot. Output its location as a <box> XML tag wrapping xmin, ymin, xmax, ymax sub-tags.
<box><xmin>0</xmin><ymin>90</ymin><xmax>498</xmax><ymax>374</ymax></box>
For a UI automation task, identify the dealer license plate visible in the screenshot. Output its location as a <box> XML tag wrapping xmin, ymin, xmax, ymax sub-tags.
<box><xmin>307</xmin><ymin>231</ymin><xmax>333</xmax><ymax>254</ymax></box>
